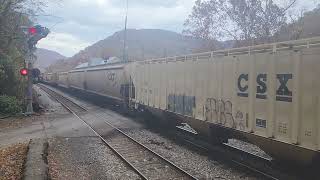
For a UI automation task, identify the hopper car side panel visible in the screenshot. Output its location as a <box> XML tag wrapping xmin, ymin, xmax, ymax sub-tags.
<box><xmin>49</xmin><ymin>64</ymin><xmax>130</xmax><ymax>106</ymax></box>
<box><xmin>43</xmin><ymin>73</ymin><xmax>52</xmax><ymax>82</ymax></box>
<box><xmin>85</xmin><ymin>65</ymin><xmax>127</xmax><ymax>101</ymax></box>
<box><xmin>45</xmin><ymin>73</ymin><xmax>58</xmax><ymax>85</ymax></box>
<box><xmin>299</xmin><ymin>48</ymin><xmax>320</xmax><ymax>150</ymax></box>
<box><xmin>57</xmin><ymin>72</ymin><xmax>69</xmax><ymax>88</ymax></box>
<box><xmin>69</xmin><ymin>70</ymin><xmax>85</xmax><ymax>90</ymax></box>
<box><xmin>129</xmin><ymin>38</ymin><xmax>320</xmax><ymax>164</ymax></box>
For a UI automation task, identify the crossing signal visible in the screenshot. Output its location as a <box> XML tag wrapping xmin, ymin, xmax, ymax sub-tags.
<box><xmin>20</xmin><ymin>68</ymin><xmax>28</xmax><ymax>76</ymax></box>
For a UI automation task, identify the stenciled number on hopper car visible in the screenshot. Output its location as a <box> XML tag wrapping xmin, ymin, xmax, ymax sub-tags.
<box><xmin>237</xmin><ymin>73</ymin><xmax>293</xmax><ymax>102</ymax></box>
<box><xmin>107</xmin><ymin>72</ymin><xmax>115</xmax><ymax>81</ymax></box>
<box><xmin>106</xmin><ymin>72</ymin><xmax>117</xmax><ymax>87</ymax></box>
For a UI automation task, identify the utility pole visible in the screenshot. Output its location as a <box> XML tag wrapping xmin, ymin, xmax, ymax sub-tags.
<box><xmin>123</xmin><ymin>0</ymin><xmax>129</xmax><ymax>63</ymax></box>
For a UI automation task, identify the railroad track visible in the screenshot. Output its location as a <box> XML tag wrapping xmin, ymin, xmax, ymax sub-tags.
<box><xmin>38</xmin><ymin>84</ymin><xmax>86</xmax><ymax>113</ymax></box>
<box><xmin>38</xmin><ymin>84</ymin><xmax>198</xmax><ymax>180</ymax></box>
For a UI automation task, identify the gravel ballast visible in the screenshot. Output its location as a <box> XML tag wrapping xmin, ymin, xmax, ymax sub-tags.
<box><xmin>125</xmin><ymin>129</ymin><xmax>266</xmax><ymax>180</ymax></box>
<box><xmin>48</xmin><ymin>137</ymin><xmax>141</xmax><ymax>180</ymax></box>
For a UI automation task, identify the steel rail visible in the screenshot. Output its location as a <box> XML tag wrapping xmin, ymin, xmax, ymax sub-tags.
<box><xmin>38</xmin><ymin>84</ymin><xmax>148</xmax><ymax>179</ymax></box>
<box><xmin>38</xmin><ymin>84</ymin><xmax>197</xmax><ymax>180</ymax></box>
<box><xmin>82</xmin><ymin>105</ymin><xmax>281</xmax><ymax>180</ymax></box>
<box><xmin>231</xmin><ymin>160</ymin><xmax>279</xmax><ymax>180</ymax></box>
<box><xmin>87</xmin><ymin>110</ymin><xmax>199</xmax><ymax>180</ymax></box>
<box><xmin>38</xmin><ymin>85</ymin><xmax>87</xmax><ymax>112</ymax></box>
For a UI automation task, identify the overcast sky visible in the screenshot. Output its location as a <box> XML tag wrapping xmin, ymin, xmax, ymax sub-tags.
<box><xmin>36</xmin><ymin>0</ymin><xmax>318</xmax><ymax>57</ymax></box>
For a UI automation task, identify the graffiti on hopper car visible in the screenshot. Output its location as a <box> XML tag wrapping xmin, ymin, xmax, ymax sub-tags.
<box><xmin>168</xmin><ymin>94</ymin><xmax>195</xmax><ymax>116</ymax></box>
<box><xmin>237</xmin><ymin>73</ymin><xmax>293</xmax><ymax>102</ymax></box>
<box><xmin>205</xmin><ymin>98</ymin><xmax>245</xmax><ymax>129</ymax></box>
<box><xmin>235</xmin><ymin>111</ymin><xmax>246</xmax><ymax>130</ymax></box>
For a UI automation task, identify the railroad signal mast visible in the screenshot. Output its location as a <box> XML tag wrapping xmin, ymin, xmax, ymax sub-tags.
<box><xmin>23</xmin><ymin>25</ymin><xmax>50</xmax><ymax>115</ymax></box>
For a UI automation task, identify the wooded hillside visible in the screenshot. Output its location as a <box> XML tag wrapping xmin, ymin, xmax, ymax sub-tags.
<box><xmin>47</xmin><ymin>2</ymin><xmax>320</xmax><ymax>73</ymax></box>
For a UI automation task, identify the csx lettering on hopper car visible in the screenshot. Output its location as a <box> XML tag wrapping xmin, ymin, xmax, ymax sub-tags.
<box><xmin>44</xmin><ymin>37</ymin><xmax>320</xmax><ymax>166</ymax></box>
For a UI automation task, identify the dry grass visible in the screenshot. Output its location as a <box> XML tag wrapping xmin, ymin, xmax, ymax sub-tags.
<box><xmin>0</xmin><ymin>143</ymin><xmax>28</xmax><ymax>180</ymax></box>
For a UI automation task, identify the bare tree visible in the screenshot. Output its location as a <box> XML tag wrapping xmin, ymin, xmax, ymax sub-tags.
<box><xmin>183</xmin><ymin>0</ymin><xmax>223</xmax><ymax>40</ymax></box>
<box><xmin>183</xmin><ymin>0</ymin><xmax>298</xmax><ymax>46</ymax></box>
<box><xmin>286</xmin><ymin>9</ymin><xmax>305</xmax><ymax>40</ymax></box>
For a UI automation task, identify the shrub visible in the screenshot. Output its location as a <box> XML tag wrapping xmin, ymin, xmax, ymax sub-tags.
<box><xmin>0</xmin><ymin>95</ymin><xmax>21</xmax><ymax>115</ymax></box>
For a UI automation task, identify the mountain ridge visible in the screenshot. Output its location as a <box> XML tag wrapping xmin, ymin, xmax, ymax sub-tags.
<box><xmin>46</xmin><ymin>29</ymin><xmax>223</xmax><ymax>72</ymax></box>
<box><xmin>34</xmin><ymin>48</ymin><xmax>66</xmax><ymax>71</ymax></box>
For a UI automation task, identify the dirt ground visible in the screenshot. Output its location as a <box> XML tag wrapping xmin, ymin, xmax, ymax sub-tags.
<box><xmin>0</xmin><ymin>143</ymin><xmax>28</xmax><ymax>180</ymax></box>
<box><xmin>0</xmin><ymin>86</ymin><xmax>93</xmax><ymax>179</ymax></box>
<box><xmin>0</xmin><ymin>116</ymin><xmax>35</xmax><ymax>131</ymax></box>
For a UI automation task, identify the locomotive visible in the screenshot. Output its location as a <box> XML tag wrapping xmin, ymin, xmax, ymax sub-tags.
<box><xmin>44</xmin><ymin>37</ymin><xmax>320</xmax><ymax>166</ymax></box>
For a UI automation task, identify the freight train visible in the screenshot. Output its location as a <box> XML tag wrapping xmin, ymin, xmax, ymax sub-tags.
<box><xmin>43</xmin><ymin>37</ymin><xmax>320</xmax><ymax>166</ymax></box>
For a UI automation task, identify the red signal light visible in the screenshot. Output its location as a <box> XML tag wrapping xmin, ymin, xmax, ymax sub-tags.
<box><xmin>28</xmin><ymin>27</ymin><xmax>37</xmax><ymax>35</ymax></box>
<box><xmin>20</xmin><ymin>68</ymin><xmax>28</xmax><ymax>76</ymax></box>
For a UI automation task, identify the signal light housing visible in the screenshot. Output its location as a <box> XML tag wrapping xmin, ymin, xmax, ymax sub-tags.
<box><xmin>20</xmin><ymin>68</ymin><xmax>28</xmax><ymax>76</ymax></box>
<box><xmin>28</xmin><ymin>27</ymin><xmax>37</xmax><ymax>35</ymax></box>
<box><xmin>27</xmin><ymin>25</ymin><xmax>50</xmax><ymax>50</ymax></box>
